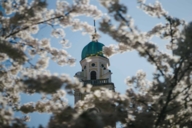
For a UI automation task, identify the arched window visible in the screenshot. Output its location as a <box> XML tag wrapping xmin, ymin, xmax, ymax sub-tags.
<box><xmin>90</xmin><ymin>71</ymin><xmax>96</xmax><ymax>80</ymax></box>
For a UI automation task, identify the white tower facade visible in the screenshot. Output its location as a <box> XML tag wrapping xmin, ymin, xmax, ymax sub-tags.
<box><xmin>74</xmin><ymin>40</ymin><xmax>115</xmax><ymax>103</ymax></box>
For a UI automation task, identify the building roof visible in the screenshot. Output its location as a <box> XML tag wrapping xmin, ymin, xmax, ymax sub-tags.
<box><xmin>81</xmin><ymin>41</ymin><xmax>105</xmax><ymax>60</ymax></box>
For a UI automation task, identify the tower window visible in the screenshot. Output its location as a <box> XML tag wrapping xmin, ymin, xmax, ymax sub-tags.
<box><xmin>90</xmin><ymin>71</ymin><xmax>96</xmax><ymax>80</ymax></box>
<box><xmin>101</xmin><ymin>64</ymin><xmax>104</xmax><ymax>67</ymax></box>
<box><xmin>92</xmin><ymin>63</ymin><xmax>95</xmax><ymax>67</ymax></box>
<box><xmin>84</xmin><ymin>66</ymin><xmax>86</xmax><ymax>69</ymax></box>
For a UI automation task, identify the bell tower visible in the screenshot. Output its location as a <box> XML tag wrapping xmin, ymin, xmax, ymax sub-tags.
<box><xmin>74</xmin><ymin>20</ymin><xmax>115</xmax><ymax>103</ymax></box>
<box><xmin>74</xmin><ymin>39</ymin><xmax>115</xmax><ymax>103</ymax></box>
<box><xmin>73</xmin><ymin>20</ymin><xmax>116</xmax><ymax>127</ymax></box>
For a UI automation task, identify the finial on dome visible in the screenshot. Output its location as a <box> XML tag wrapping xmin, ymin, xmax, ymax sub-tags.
<box><xmin>94</xmin><ymin>19</ymin><xmax>97</xmax><ymax>34</ymax></box>
<box><xmin>92</xmin><ymin>20</ymin><xmax>100</xmax><ymax>42</ymax></box>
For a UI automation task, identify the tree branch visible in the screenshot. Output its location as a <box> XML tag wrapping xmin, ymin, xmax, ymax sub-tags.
<box><xmin>155</xmin><ymin>61</ymin><xmax>190</xmax><ymax>127</ymax></box>
<box><xmin>116</xmin><ymin>10</ymin><xmax>165</xmax><ymax>76</ymax></box>
<box><xmin>143</xmin><ymin>46</ymin><xmax>165</xmax><ymax>76</ymax></box>
<box><xmin>137</xmin><ymin>99</ymin><xmax>156</xmax><ymax>112</ymax></box>
<box><xmin>4</xmin><ymin>10</ymin><xmax>73</xmax><ymax>39</ymax></box>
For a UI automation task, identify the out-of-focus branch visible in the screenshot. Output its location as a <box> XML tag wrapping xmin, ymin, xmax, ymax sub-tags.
<box><xmin>4</xmin><ymin>10</ymin><xmax>73</xmax><ymax>39</ymax></box>
<box><xmin>137</xmin><ymin>99</ymin><xmax>156</xmax><ymax>112</ymax></box>
<box><xmin>155</xmin><ymin>61</ymin><xmax>190</xmax><ymax>127</ymax></box>
<box><xmin>116</xmin><ymin>10</ymin><xmax>165</xmax><ymax>76</ymax></box>
<box><xmin>114</xmin><ymin>7</ymin><xmax>191</xmax><ymax>127</ymax></box>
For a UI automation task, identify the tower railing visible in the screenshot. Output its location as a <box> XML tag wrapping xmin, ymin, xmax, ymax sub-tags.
<box><xmin>83</xmin><ymin>79</ymin><xmax>110</xmax><ymax>85</ymax></box>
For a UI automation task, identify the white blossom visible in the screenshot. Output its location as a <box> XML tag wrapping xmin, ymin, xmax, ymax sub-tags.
<box><xmin>40</xmin><ymin>38</ymin><xmax>50</xmax><ymax>48</ymax></box>
<box><xmin>0</xmin><ymin>53</ymin><xmax>8</xmax><ymax>62</ymax></box>
<box><xmin>51</xmin><ymin>28</ymin><xmax>65</xmax><ymax>38</ymax></box>
<box><xmin>36</xmin><ymin>57</ymin><xmax>49</xmax><ymax>69</ymax></box>
<box><xmin>29</xmin><ymin>25</ymin><xmax>39</xmax><ymax>34</ymax></box>
<box><xmin>102</xmin><ymin>45</ymin><xmax>116</xmax><ymax>57</ymax></box>
<box><xmin>60</xmin><ymin>39</ymin><xmax>71</xmax><ymax>48</ymax></box>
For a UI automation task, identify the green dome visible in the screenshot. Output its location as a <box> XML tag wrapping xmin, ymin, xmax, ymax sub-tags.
<box><xmin>81</xmin><ymin>41</ymin><xmax>105</xmax><ymax>60</ymax></box>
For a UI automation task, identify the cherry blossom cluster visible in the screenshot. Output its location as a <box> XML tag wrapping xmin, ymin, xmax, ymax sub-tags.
<box><xmin>0</xmin><ymin>0</ymin><xmax>192</xmax><ymax>127</ymax></box>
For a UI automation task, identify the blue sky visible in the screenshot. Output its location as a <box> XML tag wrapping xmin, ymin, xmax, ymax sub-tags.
<box><xmin>16</xmin><ymin>0</ymin><xmax>192</xmax><ymax>127</ymax></box>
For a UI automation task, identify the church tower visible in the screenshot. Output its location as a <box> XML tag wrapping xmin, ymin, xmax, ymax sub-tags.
<box><xmin>74</xmin><ymin>38</ymin><xmax>115</xmax><ymax>103</ymax></box>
